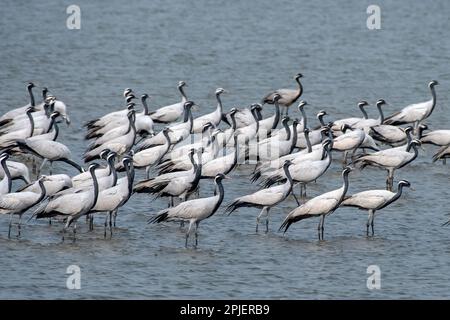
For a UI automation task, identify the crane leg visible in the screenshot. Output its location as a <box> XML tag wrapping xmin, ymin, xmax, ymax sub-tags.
<box><xmin>8</xmin><ymin>212</ymin><xmax>14</xmax><ymax>239</ymax></box>
<box><xmin>366</xmin><ymin>210</ymin><xmax>372</xmax><ymax>236</ymax></box>
<box><xmin>194</xmin><ymin>221</ymin><xmax>200</xmax><ymax>247</ymax></box>
<box><xmin>73</xmin><ymin>223</ymin><xmax>77</xmax><ymax>243</ymax></box>
<box><xmin>371</xmin><ymin>210</ymin><xmax>375</xmax><ymax>236</ymax></box>
<box><xmin>185</xmin><ymin>221</ymin><xmax>193</xmax><ymax>248</ymax></box>
<box><xmin>17</xmin><ymin>214</ymin><xmax>22</xmax><ymax>237</ymax></box>
<box><xmin>265</xmin><ymin>208</ymin><xmax>271</xmax><ymax>233</ymax></box>
<box><xmin>104</xmin><ymin>214</ymin><xmax>108</xmax><ymax>239</ymax></box>
<box><xmin>38</xmin><ymin>159</ymin><xmax>48</xmax><ymax>176</ymax></box>
<box><xmin>109</xmin><ymin>211</ymin><xmax>113</xmax><ymax>238</ymax></box>
<box><xmin>292</xmin><ymin>191</ymin><xmax>300</xmax><ymax>206</ymax></box>
<box><xmin>113</xmin><ymin>209</ymin><xmax>118</xmax><ymax>228</ymax></box>
<box><xmin>256</xmin><ymin>207</ymin><xmax>268</xmax><ymax>233</ymax></box>
<box><xmin>318</xmin><ymin>215</ymin><xmax>325</xmax><ymax>240</ymax></box>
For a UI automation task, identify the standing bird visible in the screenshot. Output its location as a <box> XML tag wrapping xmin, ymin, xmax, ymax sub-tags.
<box><xmin>34</xmin><ymin>163</ymin><xmax>101</xmax><ymax>241</ymax></box>
<box><xmin>340</xmin><ymin>180</ymin><xmax>411</xmax><ymax>236</ymax></box>
<box><xmin>0</xmin><ymin>176</ymin><xmax>47</xmax><ymax>238</ymax></box>
<box><xmin>14</xmin><ymin>138</ymin><xmax>84</xmax><ymax>174</ymax></box>
<box><xmin>261</xmin><ymin>140</ymin><xmax>333</xmax><ymax>200</ymax></box>
<box><xmin>84</xmin><ymin>110</ymin><xmax>136</xmax><ymax>162</ymax></box>
<box><xmin>262</xmin><ymin>73</ymin><xmax>303</xmax><ymax>116</ymax></box>
<box><xmin>127</xmin><ymin>127</ymin><xmax>171</xmax><ymax>178</ymax></box>
<box><xmin>134</xmin><ymin>149</ymin><xmax>203</xmax><ymax>206</ymax></box>
<box><xmin>353</xmin><ymin>140</ymin><xmax>420</xmax><ymax>191</ymax></box>
<box><xmin>384</xmin><ymin>80</ymin><xmax>439</xmax><ymax>130</ymax></box>
<box><xmin>148</xmin><ymin>173</ymin><xmax>228</xmax><ymax>248</ymax></box>
<box><xmin>225</xmin><ymin>160</ymin><xmax>294</xmax><ymax>232</ymax></box>
<box><xmin>192</xmin><ymin>88</ymin><xmax>226</xmax><ymax>133</ymax></box>
<box><xmin>279</xmin><ymin>167</ymin><xmax>352</xmax><ymax>240</ymax></box>
<box><xmin>89</xmin><ymin>156</ymin><xmax>134</xmax><ymax>238</ymax></box>
<box><xmin>150</xmin><ymin>81</ymin><xmax>188</xmax><ymax>123</ymax></box>
<box><xmin>332</xmin><ymin>124</ymin><xmax>365</xmax><ymax>166</ymax></box>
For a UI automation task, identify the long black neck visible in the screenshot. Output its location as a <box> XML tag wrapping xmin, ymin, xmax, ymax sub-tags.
<box><xmin>27</xmin><ymin>111</ymin><xmax>35</xmax><ymax>137</ymax></box>
<box><xmin>108</xmin><ymin>158</ymin><xmax>118</xmax><ymax>186</ymax></box>
<box><xmin>254</xmin><ymin>109</ymin><xmax>259</xmax><ymax>132</ymax></box>
<box><xmin>52</xmin><ymin>122</ymin><xmax>59</xmax><ymax>141</ymax></box>
<box><xmin>90</xmin><ymin>169</ymin><xmax>100</xmax><ymax>209</ymax></box>
<box><xmin>211</xmin><ymin>179</ymin><xmax>225</xmax><ymax>217</ymax></box>
<box><xmin>359</xmin><ymin>104</ymin><xmax>368</xmax><ymax>119</ymax></box>
<box><xmin>337</xmin><ymin>171</ymin><xmax>350</xmax><ymax>206</ymax></box>
<box><xmin>28</xmin><ymin>85</ymin><xmax>35</xmax><ymax>107</ymax></box>
<box><xmin>191</xmin><ymin>159</ymin><xmax>202</xmax><ymax>190</ymax></box>
<box><xmin>253</xmin><ymin>110</ymin><xmax>259</xmax><ymax>133</ymax></box>
<box><xmin>305</xmin><ymin>130</ymin><xmax>312</xmax><ymax>153</ymax></box>
<box><xmin>318</xmin><ymin>114</ymin><xmax>326</xmax><ymax>127</ymax></box>
<box><xmin>188</xmin><ymin>108</ymin><xmax>193</xmax><ymax>134</ymax></box>
<box><xmin>376</xmin><ymin>104</ymin><xmax>385</xmax><ymax>123</ymax></box>
<box><xmin>230</xmin><ymin>136</ymin><xmax>239</xmax><ymax>171</ymax></box>
<box><xmin>429</xmin><ymin>85</ymin><xmax>437</xmax><ymax>115</ymax></box>
<box><xmin>129</xmin><ymin>115</ymin><xmax>137</xmax><ymax>145</ymax></box>
<box><xmin>189</xmin><ymin>152</ymin><xmax>196</xmax><ymax>170</ymax></box>
<box><xmin>377</xmin><ymin>184</ymin><xmax>405</xmax><ymax>210</ymax></box>
<box><xmin>296</xmin><ymin>77</ymin><xmax>303</xmax><ymax>98</ymax></box>
<box><xmin>299</xmin><ymin>106</ymin><xmax>307</xmax><ymax>129</ymax></box>
<box><xmin>163</xmin><ymin>131</ymin><xmax>171</xmax><ymax>150</ymax></box>
<box><xmin>1</xmin><ymin>158</ymin><xmax>12</xmax><ymax>193</ymax></box>
<box><xmin>126</xmin><ymin>162</ymin><xmax>135</xmax><ymax>195</ymax></box>
<box><xmin>216</xmin><ymin>93</ymin><xmax>223</xmax><ymax>114</ymax></box>
<box><xmin>283</xmin><ymin>121</ymin><xmax>291</xmax><ymax>141</ymax></box>
<box><xmin>409</xmin><ymin>143</ymin><xmax>419</xmax><ymax>161</ymax></box>
<box><xmin>283</xmin><ymin>164</ymin><xmax>294</xmax><ymax>191</ymax></box>
<box><xmin>230</xmin><ymin>112</ymin><xmax>237</xmax><ymax>131</ymax></box>
<box><xmin>141</xmin><ymin>96</ymin><xmax>149</xmax><ymax>115</ymax></box>
<box><xmin>272</xmin><ymin>101</ymin><xmax>281</xmax><ymax>130</ymax></box>
<box><xmin>179</xmin><ymin>85</ymin><xmax>187</xmax><ymax>101</ymax></box>
<box><xmin>405</xmin><ymin>132</ymin><xmax>413</xmax><ymax>151</ymax></box>
<box><xmin>35</xmin><ymin>179</ymin><xmax>47</xmax><ymax>204</ymax></box>
<box><xmin>290</xmin><ymin>124</ymin><xmax>298</xmax><ymax>152</ymax></box>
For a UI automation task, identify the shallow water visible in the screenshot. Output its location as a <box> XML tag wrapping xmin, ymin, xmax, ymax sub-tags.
<box><xmin>1</xmin><ymin>0</ymin><xmax>450</xmax><ymax>299</ymax></box>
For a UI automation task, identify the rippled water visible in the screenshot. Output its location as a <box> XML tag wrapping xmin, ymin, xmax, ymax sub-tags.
<box><xmin>1</xmin><ymin>0</ymin><xmax>450</xmax><ymax>299</ymax></box>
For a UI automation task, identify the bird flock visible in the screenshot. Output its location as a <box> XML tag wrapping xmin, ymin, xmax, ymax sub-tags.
<box><xmin>0</xmin><ymin>76</ymin><xmax>449</xmax><ymax>247</ymax></box>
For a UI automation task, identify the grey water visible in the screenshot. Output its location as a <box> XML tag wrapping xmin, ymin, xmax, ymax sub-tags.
<box><xmin>1</xmin><ymin>0</ymin><xmax>450</xmax><ymax>299</ymax></box>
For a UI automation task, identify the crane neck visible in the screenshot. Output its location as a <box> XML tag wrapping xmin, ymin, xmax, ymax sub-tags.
<box><xmin>359</xmin><ymin>104</ymin><xmax>369</xmax><ymax>119</ymax></box>
<box><xmin>28</xmin><ymin>85</ymin><xmax>35</xmax><ymax>107</ymax></box>
<box><xmin>27</xmin><ymin>111</ymin><xmax>35</xmax><ymax>137</ymax></box>
<box><xmin>305</xmin><ymin>130</ymin><xmax>312</xmax><ymax>153</ymax></box>
<box><xmin>272</xmin><ymin>101</ymin><xmax>281</xmax><ymax>130</ymax></box>
<box><xmin>211</xmin><ymin>178</ymin><xmax>225</xmax><ymax>217</ymax></box>
<box><xmin>1</xmin><ymin>157</ymin><xmax>12</xmax><ymax>193</ymax></box>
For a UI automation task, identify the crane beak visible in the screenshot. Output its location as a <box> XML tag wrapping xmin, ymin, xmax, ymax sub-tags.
<box><xmin>192</xmin><ymin>104</ymin><xmax>200</xmax><ymax>111</ymax></box>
